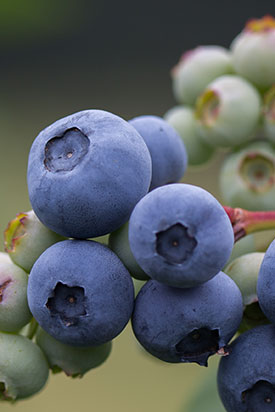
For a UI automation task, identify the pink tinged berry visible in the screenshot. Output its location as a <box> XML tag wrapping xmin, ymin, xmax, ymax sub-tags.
<box><xmin>4</xmin><ymin>210</ymin><xmax>64</xmax><ymax>273</ymax></box>
<box><xmin>171</xmin><ymin>46</ymin><xmax>233</xmax><ymax>105</ymax></box>
<box><xmin>195</xmin><ymin>75</ymin><xmax>261</xmax><ymax>148</ymax></box>
<box><xmin>0</xmin><ymin>252</ymin><xmax>32</xmax><ymax>332</ymax></box>
<box><xmin>231</xmin><ymin>16</ymin><xmax>275</xmax><ymax>89</ymax></box>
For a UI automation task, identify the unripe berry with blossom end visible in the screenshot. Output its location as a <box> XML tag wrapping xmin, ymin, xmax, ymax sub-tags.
<box><xmin>195</xmin><ymin>75</ymin><xmax>261</xmax><ymax>148</ymax></box>
<box><xmin>171</xmin><ymin>46</ymin><xmax>233</xmax><ymax>106</ymax></box>
<box><xmin>231</xmin><ymin>16</ymin><xmax>275</xmax><ymax>90</ymax></box>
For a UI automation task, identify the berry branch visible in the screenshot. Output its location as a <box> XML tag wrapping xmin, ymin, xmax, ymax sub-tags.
<box><xmin>224</xmin><ymin>206</ymin><xmax>275</xmax><ymax>242</ymax></box>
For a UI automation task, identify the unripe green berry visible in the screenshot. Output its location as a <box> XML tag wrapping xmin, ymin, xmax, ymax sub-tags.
<box><xmin>109</xmin><ymin>222</ymin><xmax>149</xmax><ymax>281</ymax></box>
<box><xmin>36</xmin><ymin>327</ymin><xmax>112</xmax><ymax>378</ymax></box>
<box><xmin>0</xmin><ymin>333</ymin><xmax>49</xmax><ymax>401</ymax></box>
<box><xmin>195</xmin><ymin>75</ymin><xmax>261</xmax><ymax>148</ymax></box>
<box><xmin>224</xmin><ymin>252</ymin><xmax>268</xmax><ymax>332</ymax></box>
<box><xmin>263</xmin><ymin>85</ymin><xmax>275</xmax><ymax>142</ymax></box>
<box><xmin>0</xmin><ymin>252</ymin><xmax>32</xmax><ymax>332</ymax></box>
<box><xmin>231</xmin><ymin>16</ymin><xmax>275</xmax><ymax>89</ymax></box>
<box><xmin>171</xmin><ymin>46</ymin><xmax>233</xmax><ymax>105</ymax></box>
<box><xmin>164</xmin><ymin>106</ymin><xmax>215</xmax><ymax>166</ymax></box>
<box><xmin>4</xmin><ymin>210</ymin><xmax>65</xmax><ymax>273</ymax></box>
<box><xmin>220</xmin><ymin>141</ymin><xmax>275</xmax><ymax>210</ymax></box>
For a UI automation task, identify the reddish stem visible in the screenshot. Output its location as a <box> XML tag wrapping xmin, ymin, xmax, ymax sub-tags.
<box><xmin>223</xmin><ymin>206</ymin><xmax>275</xmax><ymax>243</ymax></box>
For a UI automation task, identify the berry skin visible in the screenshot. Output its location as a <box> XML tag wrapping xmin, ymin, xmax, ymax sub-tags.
<box><xmin>0</xmin><ymin>252</ymin><xmax>32</xmax><ymax>332</ymax></box>
<box><xmin>218</xmin><ymin>325</ymin><xmax>275</xmax><ymax>412</ymax></box>
<box><xmin>36</xmin><ymin>327</ymin><xmax>112</xmax><ymax>378</ymax></box>
<box><xmin>195</xmin><ymin>75</ymin><xmax>261</xmax><ymax>148</ymax></box>
<box><xmin>257</xmin><ymin>239</ymin><xmax>275</xmax><ymax>325</ymax></box>
<box><xmin>219</xmin><ymin>141</ymin><xmax>275</xmax><ymax>211</ymax></box>
<box><xmin>27</xmin><ymin>239</ymin><xmax>134</xmax><ymax>346</ymax></box>
<box><xmin>132</xmin><ymin>272</ymin><xmax>243</xmax><ymax>366</ymax></box>
<box><xmin>27</xmin><ymin>109</ymin><xmax>152</xmax><ymax>239</ymax></box>
<box><xmin>231</xmin><ymin>16</ymin><xmax>275</xmax><ymax>90</ymax></box>
<box><xmin>263</xmin><ymin>85</ymin><xmax>275</xmax><ymax>142</ymax></box>
<box><xmin>108</xmin><ymin>222</ymin><xmax>149</xmax><ymax>281</ymax></box>
<box><xmin>164</xmin><ymin>106</ymin><xmax>215</xmax><ymax>167</ymax></box>
<box><xmin>0</xmin><ymin>333</ymin><xmax>49</xmax><ymax>401</ymax></box>
<box><xmin>129</xmin><ymin>183</ymin><xmax>234</xmax><ymax>288</ymax></box>
<box><xmin>225</xmin><ymin>252</ymin><xmax>268</xmax><ymax>332</ymax></box>
<box><xmin>171</xmin><ymin>46</ymin><xmax>233</xmax><ymax>106</ymax></box>
<box><xmin>4</xmin><ymin>210</ymin><xmax>64</xmax><ymax>273</ymax></box>
<box><xmin>129</xmin><ymin>115</ymin><xmax>187</xmax><ymax>190</ymax></box>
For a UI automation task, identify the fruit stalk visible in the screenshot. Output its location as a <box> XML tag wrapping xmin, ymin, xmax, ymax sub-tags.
<box><xmin>224</xmin><ymin>206</ymin><xmax>275</xmax><ymax>242</ymax></box>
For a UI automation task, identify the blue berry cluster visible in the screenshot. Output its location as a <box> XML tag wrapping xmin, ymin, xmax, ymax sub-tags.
<box><xmin>1</xmin><ymin>15</ymin><xmax>275</xmax><ymax>412</ymax></box>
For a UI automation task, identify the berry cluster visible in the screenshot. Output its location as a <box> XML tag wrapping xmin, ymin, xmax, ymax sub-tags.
<box><xmin>0</xmin><ymin>15</ymin><xmax>275</xmax><ymax>412</ymax></box>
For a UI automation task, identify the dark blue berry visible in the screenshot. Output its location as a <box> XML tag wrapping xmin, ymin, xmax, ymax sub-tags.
<box><xmin>129</xmin><ymin>115</ymin><xmax>187</xmax><ymax>190</ymax></box>
<box><xmin>132</xmin><ymin>272</ymin><xmax>243</xmax><ymax>365</ymax></box>
<box><xmin>218</xmin><ymin>325</ymin><xmax>275</xmax><ymax>412</ymax></box>
<box><xmin>27</xmin><ymin>239</ymin><xmax>134</xmax><ymax>346</ymax></box>
<box><xmin>27</xmin><ymin>109</ymin><xmax>152</xmax><ymax>239</ymax></box>
<box><xmin>129</xmin><ymin>183</ymin><xmax>234</xmax><ymax>288</ymax></box>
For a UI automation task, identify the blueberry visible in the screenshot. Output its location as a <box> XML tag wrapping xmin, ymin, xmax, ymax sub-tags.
<box><xmin>164</xmin><ymin>106</ymin><xmax>215</xmax><ymax>167</ymax></box>
<box><xmin>195</xmin><ymin>75</ymin><xmax>261</xmax><ymax>148</ymax></box>
<box><xmin>0</xmin><ymin>333</ymin><xmax>49</xmax><ymax>401</ymax></box>
<box><xmin>257</xmin><ymin>239</ymin><xmax>275</xmax><ymax>325</ymax></box>
<box><xmin>231</xmin><ymin>16</ymin><xmax>275</xmax><ymax>89</ymax></box>
<box><xmin>132</xmin><ymin>272</ymin><xmax>243</xmax><ymax>365</ymax></box>
<box><xmin>220</xmin><ymin>141</ymin><xmax>275</xmax><ymax>211</ymax></box>
<box><xmin>218</xmin><ymin>325</ymin><xmax>275</xmax><ymax>412</ymax></box>
<box><xmin>36</xmin><ymin>327</ymin><xmax>112</xmax><ymax>378</ymax></box>
<box><xmin>0</xmin><ymin>252</ymin><xmax>32</xmax><ymax>332</ymax></box>
<box><xmin>27</xmin><ymin>239</ymin><xmax>134</xmax><ymax>346</ymax></box>
<box><xmin>129</xmin><ymin>115</ymin><xmax>187</xmax><ymax>190</ymax></box>
<box><xmin>4</xmin><ymin>210</ymin><xmax>64</xmax><ymax>273</ymax></box>
<box><xmin>27</xmin><ymin>109</ymin><xmax>152</xmax><ymax>239</ymax></box>
<box><xmin>171</xmin><ymin>45</ymin><xmax>233</xmax><ymax>105</ymax></box>
<box><xmin>129</xmin><ymin>183</ymin><xmax>234</xmax><ymax>288</ymax></box>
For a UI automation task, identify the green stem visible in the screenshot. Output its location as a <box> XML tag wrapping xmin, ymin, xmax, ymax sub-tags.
<box><xmin>26</xmin><ymin>318</ymin><xmax>38</xmax><ymax>340</ymax></box>
<box><xmin>224</xmin><ymin>206</ymin><xmax>275</xmax><ymax>243</ymax></box>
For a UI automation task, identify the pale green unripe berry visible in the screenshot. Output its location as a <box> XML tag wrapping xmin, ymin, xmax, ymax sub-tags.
<box><xmin>231</xmin><ymin>16</ymin><xmax>275</xmax><ymax>89</ymax></box>
<box><xmin>164</xmin><ymin>106</ymin><xmax>215</xmax><ymax>166</ymax></box>
<box><xmin>171</xmin><ymin>46</ymin><xmax>233</xmax><ymax>105</ymax></box>
<box><xmin>0</xmin><ymin>253</ymin><xmax>32</xmax><ymax>332</ymax></box>
<box><xmin>227</xmin><ymin>230</ymin><xmax>275</xmax><ymax>264</ymax></box>
<box><xmin>109</xmin><ymin>222</ymin><xmax>149</xmax><ymax>281</ymax></box>
<box><xmin>225</xmin><ymin>252</ymin><xmax>268</xmax><ymax>331</ymax></box>
<box><xmin>36</xmin><ymin>327</ymin><xmax>112</xmax><ymax>377</ymax></box>
<box><xmin>4</xmin><ymin>210</ymin><xmax>65</xmax><ymax>273</ymax></box>
<box><xmin>195</xmin><ymin>75</ymin><xmax>261</xmax><ymax>148</ymax></box>
<box><xmin>0</xmin><ymin>333</ymin><xmax>49</xmax><ymax>401</ymax></box>
<box><xmin>220</xmin><ymin>141</ymin><xmax>275</xmax><ymax>210</ymax></box>
<box><xmin>263</xmin><ymin>85</ymin><xmax>275</xmax><ymax>142</ymax></box>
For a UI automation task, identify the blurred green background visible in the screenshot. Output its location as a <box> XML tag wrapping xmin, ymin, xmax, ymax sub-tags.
<box><xmin>0</xmin><ymin>0</ymin><xmax>273</xmax><ymax>411</ymax></box>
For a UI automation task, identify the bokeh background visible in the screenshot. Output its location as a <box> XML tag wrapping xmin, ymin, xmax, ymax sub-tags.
<box><xmin>0</xmin><ymin>0</ymin><xmax>273</xmax><ymax>411</ymax></box>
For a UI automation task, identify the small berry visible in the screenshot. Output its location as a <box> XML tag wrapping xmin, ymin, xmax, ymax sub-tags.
<box><xmin>195</xmin><ymin>75</ymin><xmax>261</xmax><ymax>148</ymax></box>
<box><xmin>220</xmin><ymin>141</ymin><xmax>275</xmax><ymax>211</ymax></box>
<box><xmin>171</xmin><ymin>46</ymin><xmax>233</xmax><ymax>105</ymax></box>
<box><xmin>164</xmin><ymin>106</ymin><xmax>215</xmax><ymax>166</ymax></box>
<box><xmin>129</xmin><ymin>115</ymin><xmax>187</xmax><ymax>190</ymax></box>
<box><xmin>231</xmin><ymin>16</ymin><xmax>275</xmax><ymax>89</ymax></box>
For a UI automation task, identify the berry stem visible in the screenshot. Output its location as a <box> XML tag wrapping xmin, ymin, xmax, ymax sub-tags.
<box><xmin>26</xmin><ymin>318</ymin><xmax>38</xmax><ymax>340</ymax></box>
<box><xmin>224</xmin><ymin>206</ymin><xmax>275</xmax><ymax>242</ymax></box>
